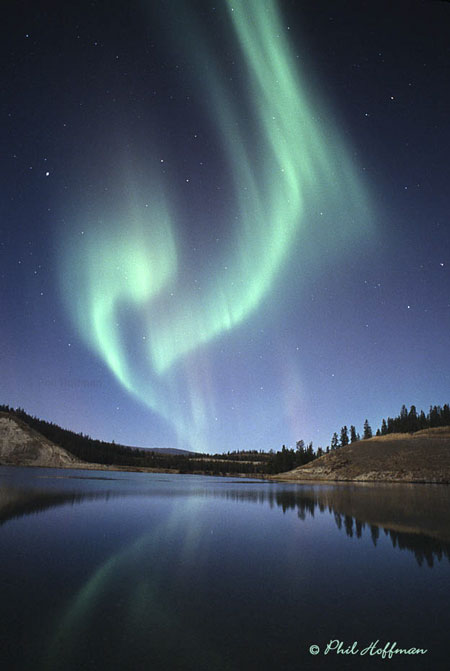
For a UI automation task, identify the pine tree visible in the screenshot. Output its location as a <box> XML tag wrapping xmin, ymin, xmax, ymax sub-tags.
<box><xmin>331</xmin><ymin>433</ymin><xmax>339</xmax><ymax>450</ymax></box>
<box><xmin>408</xmin><ymin>405</ymin><xmax>418</xmax><ymax>432</ymax></box>
<box><xmin>419</xmin><ymin>410</ymin><xmax>427</xmax><ymax>429</ymax></box>
<box><xmin>340</xmin><ymin>426</ymin><xmax>349</xmax><ymax>447</ymax></box>
<box><xmin>443</xmin><ymin>404</ymin><xmax>450</xmax><ymax>425</ymax></box>
<box><xmin>400</xmin><ymin>404</ymin><xmax>408</xmax><ymax>431</ymax></box>
<box><xmin>350</xmin><ymin>425</ymin><xmax>357</xmax><ymax>443</ymax></box>
<box><xmin>363</xmin><ymin>419</ymin><xmax>372</xmax><ymax>439</ymax></box>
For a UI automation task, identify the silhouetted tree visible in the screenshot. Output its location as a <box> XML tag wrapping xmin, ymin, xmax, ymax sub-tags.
<box><xmin>419</xmin><ymin>410</ymin><xmax>427</xmax><ymax>429</ymax></box>
<box><xmin>340</xmin><ymin>426</ymin><xmax>349</xmax><ymax>447</ymax></box>
<box><xmin>331</xmin><ymin>432</ymin><xmax>339</xmax><ymax>450</ymax></box>
<box><xmin>400</xmin><ymin>404</ymin><xmax>408</xmax><ymax>431</ymax></box>
<box><xmin>350</xmin><ymin>425</ymin><xmax>357</xmax><ymax>443</ymax></box>
<box><xmin>443</xmin><ymin>404</ymin><xmax>450</xmax><ymax>425</ymax></box>
<box><xmin>408</xmin><ymin>405</ymin><xmax>418</xmax><ymax>432</ymax></box>
<box><xmin>363</xmin><ymin>419</ymin><xmax>372</xmax><ymax>439</ymax></box>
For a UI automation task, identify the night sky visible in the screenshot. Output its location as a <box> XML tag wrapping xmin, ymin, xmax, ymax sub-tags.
<box><xmin>2</xmin><ymin>0</ymin><xmax>449</xmax><ymax>453</ymax></box>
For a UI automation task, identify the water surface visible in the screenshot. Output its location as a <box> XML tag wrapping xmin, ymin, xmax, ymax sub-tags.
<box><xmin>0</xmin><ymin>466</ymin><xmax>449</xmax><ymax>670</ymax></box>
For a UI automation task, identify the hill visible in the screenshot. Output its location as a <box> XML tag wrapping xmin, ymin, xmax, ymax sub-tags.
<box><xmin>0</xmin><ymin>413</ymin><xmax>84</xmax><ymax>469</ymax></box>
<box><xmin>274</xmin><ymin>427</ymin><xmax>450</xmax><ymax>484</ymax></box>
<box><xmin>0</xmin><ymin>413</ymin><xmax>182</xmax><ymax>472</ymax></box>
<box><xmin>0</xmin><ymin>411</ymin><xmax>267</xmax><ymax>475</ymax></box>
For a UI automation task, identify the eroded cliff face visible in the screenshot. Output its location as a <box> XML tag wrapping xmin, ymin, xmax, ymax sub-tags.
<box><xmin>0</xmin><ymin>414</ymin><xmax>81</xmax><ymax>468</ymax></box>
<box><xmin>275</xmin><ymin>427</ymin><xmax>450</xmax><ymax>484</ymax></box>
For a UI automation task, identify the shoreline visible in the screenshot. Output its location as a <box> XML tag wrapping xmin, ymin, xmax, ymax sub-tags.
<box><xmin>1</xmin><ymin>460</ymin><xmax>449</xmax><ymax>484</ymax></box>
<box><xmin>269</xmin><ymin>474</ymin><xmax>450</xmax><ymax>485</ymax></box>
<box><xmin>0</xmin><ymin>461</ymin><xmax>269</xmax><ymax>480</ymax></box>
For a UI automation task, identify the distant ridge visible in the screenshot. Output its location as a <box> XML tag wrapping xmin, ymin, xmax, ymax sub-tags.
<box><xmin>129</xmin><ymin>446</ymin><xmax>197</xmax><ymax>456</ymax></box>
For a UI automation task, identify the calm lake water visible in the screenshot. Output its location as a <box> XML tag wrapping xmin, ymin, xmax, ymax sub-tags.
<box><xmin>0</xmin><ymin>467</ymin><xmax>449</xmax><ymax>671</ymax></box>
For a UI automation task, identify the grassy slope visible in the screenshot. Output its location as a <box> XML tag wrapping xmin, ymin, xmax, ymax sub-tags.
<box><xmin>275</xmin><ymin>427</ymin><xmax>450</xmax><ymax>483</ymax></box>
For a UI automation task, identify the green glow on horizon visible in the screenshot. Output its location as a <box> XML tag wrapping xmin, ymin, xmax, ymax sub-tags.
<box><xmin>60</xmin><ymin>0</ymin><xmax>373</xmax><ymax>449</ymax></box>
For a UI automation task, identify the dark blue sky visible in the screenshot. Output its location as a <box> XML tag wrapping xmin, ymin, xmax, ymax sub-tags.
<box><xmin>1</xmin><ymin>0</ymin><xmax>449</xmax><ymax>452</ymax></box>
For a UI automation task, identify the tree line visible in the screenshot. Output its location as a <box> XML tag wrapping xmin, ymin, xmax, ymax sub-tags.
<box><xmin>1</xmin><ymin>401</ymin><xmax>449</xmax><ymax>475</ymax></box>
<box><xmin>329</xmin><ymin>403</ymin><xmax>450</xmax><ymax>451</ymax></box>
<box><xmin>0</xmin><ymin>405</ymin><xmax>272</xmax><ymax>475</ymax></box>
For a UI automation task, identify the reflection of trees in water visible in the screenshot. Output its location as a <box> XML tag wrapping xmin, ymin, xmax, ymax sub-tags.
<box><xmin>0</xmin><ymin>489</ymin><xmax>126</xmax><ymax>527</ymax></box>
<box><xmin>383</xmin><ymin>528</ymin><xmax>448</xmax><ymax>567</ymax></box>
<box><xmin>1</xmin><ymin>477</ymin><xmax>449</xmax><ymax>567</ymax></box>
<box><xmin>331</xmin><ymin>512</ymin><xmax>448</xmax><ymax>566</ymax></box>
<box><xmin>219</xmin><ymin>486</ymin><xmax>450</xmax><ymax>567</ymax></box>
<box><xmin>281</xmin><ymin>490</ymin><xmax>450</xmax><ymax>568</ymax></box>
<box><xmin>271</xmin><ymin>488</ymin><xmax>450</xmax><ymax>567</ymax></box>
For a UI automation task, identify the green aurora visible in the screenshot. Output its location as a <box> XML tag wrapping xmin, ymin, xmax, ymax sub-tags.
<box><xmin>60</xmin><ymin>0</ymin><xmax>372</xmax><ymax>450</ymax></box>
